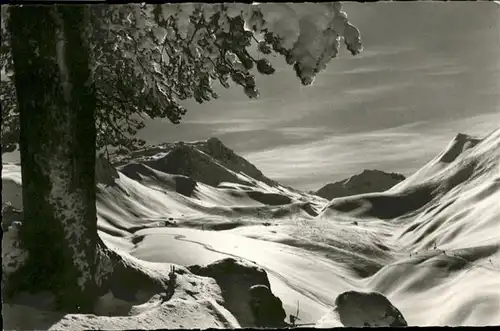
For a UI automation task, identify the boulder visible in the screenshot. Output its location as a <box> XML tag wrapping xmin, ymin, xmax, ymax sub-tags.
<box><xmin>316</xmin><ymin>290</ymin><xmax>407</xmax><ymax>327</ymax></box>
<box><xmin>188</xmin><ymin>258</ymin><xmax>285</xmax><ymax>327</ymax></box>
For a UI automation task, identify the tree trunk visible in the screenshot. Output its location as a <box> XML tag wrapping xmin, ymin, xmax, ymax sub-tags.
<box><xmin>7</xmin><ymin>5</ymin><xmax>172</xmax><ymax>313</ymax></box>
<box><xmin>8</xmin><ymin>5</ymin><xmax>100</xmax><ymax>312</ymax></box>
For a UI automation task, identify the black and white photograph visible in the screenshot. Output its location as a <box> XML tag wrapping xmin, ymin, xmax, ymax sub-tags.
<box><xmin>1</xmin><ymin>1</ymin><xmax>500</xmax><ymax>329</ymax></box>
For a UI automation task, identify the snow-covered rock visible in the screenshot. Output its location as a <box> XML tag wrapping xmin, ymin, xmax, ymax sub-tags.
<box><xmin>316</xmin><ymin>290</ymin><xmax>407</xmax><ymax>327</ymax></box>
<box><xmin>3</xmin><ymin>257</ymin><xmax>242</xmax><ymax>330</ymax></box>
<box><xmin>248</xmin><ymin>284</ymin><xmax>287</xmax><ymax>327</ymax></box>
<box><xmin>188</xmin><ymin>257</ymin><xmax>285</xmax><ymax>327</ymax></box>
<box><xmin>315</xmin><ymin>169</ymin><xmax>405</xmax><ymax>200</ymax></box>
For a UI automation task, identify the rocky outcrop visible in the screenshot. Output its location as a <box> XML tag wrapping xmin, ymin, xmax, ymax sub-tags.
<box><xmin>188</xmin><ymin>258</ymin><xmax>286</xmax><ymax>328</ymax></box>
<box><xmin>246</xmin><ymin>191</ymin><xmax>291</xmax><ymax>206</ymax></box>
<box><xmin>248</xmin><ymin>284</ymin><xmax>287</xmax><ymax>327</ymax></box>
<box><xmin>315</xmin><ymin>169</ymin><xmax>405</xmax><ymax>200</ymax></box>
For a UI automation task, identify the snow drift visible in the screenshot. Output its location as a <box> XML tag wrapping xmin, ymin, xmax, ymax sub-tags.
<box><xmin>2</xmin><ymin>129</ymin><xmax>500</xmax><ymax>329</ymax></box>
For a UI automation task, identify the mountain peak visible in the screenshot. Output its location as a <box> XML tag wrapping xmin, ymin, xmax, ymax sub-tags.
<box><xmin>438</xmin><ymin>133</ymin><xmax>481</xmax><ymax>163</ymax></box>
<box><xmin>114</xmin><ymin>137</ymin><xmax>278</xmax><ymax>189</ymax></box>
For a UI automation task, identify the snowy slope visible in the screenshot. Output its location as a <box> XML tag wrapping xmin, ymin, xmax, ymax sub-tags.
<box><xmin>2</xmin><ymin>129</ymin><xmax>500</xmax><ymax>328</ymax></box>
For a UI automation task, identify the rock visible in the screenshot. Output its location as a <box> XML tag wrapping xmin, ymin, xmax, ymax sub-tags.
<box><xmin>246</xmin><ymin>191</ymin><xmax>291</xmax><ymax>206</ymax></box>
<box><xmin>333</xmin><ymin>290</ymin><xmax>407</xmax><ymax>327</ymax></box>
<box><xmin>174</xmin><ymin>175</ymin><xmax>197</xmax><ymax>197</ymax></box>
<box><xmin>248</xmin><ymin>284</ymin><xmax>287</xmax><ymax>327</ymax></box>
<box><xmin>188</xmin><ymin>258</ymin><xmax>284</xmax><ymax>327</ymax></box>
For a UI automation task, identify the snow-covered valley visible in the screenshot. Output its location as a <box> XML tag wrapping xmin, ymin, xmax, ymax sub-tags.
<box><xmin>2</xmin><ymin>129</ymin><xmax>500</xmax><ymax>329</ymax></box>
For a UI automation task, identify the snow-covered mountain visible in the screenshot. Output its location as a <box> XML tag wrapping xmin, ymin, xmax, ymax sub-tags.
<box><xmin>111</xmin><ymin>137</ymin><xmax>280</xmax><ymax>188</ymax></box>
<box><xmin>314</xmin><ymin>169</ymin><xmax>406</xmax><ymax>200</ymax></box>
<box><xmin>3</xmin><ymin>129</ymin><xmax>500</xmax><ymax>329</ymax></box>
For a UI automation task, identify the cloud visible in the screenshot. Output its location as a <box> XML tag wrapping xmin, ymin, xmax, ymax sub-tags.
<box><xmin>341</xmin><ymin>83</ymin><xmax>413</xmax><ymax>97</ymax></box>
<box><xmin>244</xmin><ymin>114</ymin><xmax>500</xmax><ymax>190</ymax></box>
<box><xmin>352</xmin><ymin>46</ymin><xmax>414</xmax><ymax>59</ymax></box>
<box><xmin>132</xmin><ymin>2</ymin><xmax>499</xmax><ymax>191</ymax></box>
<box><xmin>275</xmin><ymin>127</ymin><xmax>330</xmax><ymax>139</ymax></box>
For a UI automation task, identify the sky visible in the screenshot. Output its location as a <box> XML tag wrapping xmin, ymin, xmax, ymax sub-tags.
<box><xmin>137</xmin><ymin>2</ymin><xmax>500</xmax><ymax>190</ymax></box>
<box><xmin>3</xmin><ymin>2</ymin><xmax>500</xmax><ymax>191</ymax></box>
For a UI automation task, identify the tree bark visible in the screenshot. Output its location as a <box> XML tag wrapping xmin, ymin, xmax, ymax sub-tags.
<box><xmin>8</xmin><ymin>5</ymin><xmax>99</xmax><ymax>312</ymax></box>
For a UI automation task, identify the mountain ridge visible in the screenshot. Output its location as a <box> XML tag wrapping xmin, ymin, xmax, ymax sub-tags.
<box><xmin>110</xmin><ymin>137</ymin><xmax>408</xmax><ymax>201</ymax></box>
<box><xmin>314</xmin><ymin>169</ymin><xmax>406</xmax><ymax>200</ymax></box>
<box><xmin>111</xmin><ymin>137</ymin><xmax>280</xmax><ymax>189</ymax></box>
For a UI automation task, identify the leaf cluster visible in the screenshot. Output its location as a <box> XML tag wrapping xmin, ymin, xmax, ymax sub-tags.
<box><xmin>1</xmin><ymin>4</ymin><xmax>361</xmax><ymax>154</ymax></box>
<box><xmin>1</xmin><ymin>4</ymin><xmax>281</xmax><ymax>153</ymax></box>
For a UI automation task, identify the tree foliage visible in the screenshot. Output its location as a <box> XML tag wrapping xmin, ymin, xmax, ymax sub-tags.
<box><xmin>1</xmin><ymin>3</ymin><xmax>362</xmax><ymax>155</ymax></box>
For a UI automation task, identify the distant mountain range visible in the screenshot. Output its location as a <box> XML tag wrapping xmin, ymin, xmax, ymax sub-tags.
<box><xmin>313</xmin><ymin>169</ymin><xmax>406</xmax><ymax>201</ymax></box>
<box><xmin>108</xmin><ymin>138</ymin><xmax>406</xmax><ymax>202</ymax></box>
